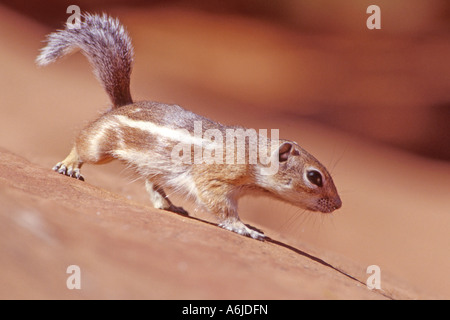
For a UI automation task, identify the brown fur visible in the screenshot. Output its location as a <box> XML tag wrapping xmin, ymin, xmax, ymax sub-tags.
<box><xmin>39</xmin><ymin>14</ymin><xmax>341</xmax><ymax>240</ymax></box>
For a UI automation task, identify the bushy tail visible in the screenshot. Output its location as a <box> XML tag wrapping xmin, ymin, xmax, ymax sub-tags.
<box><xmin>36</xmin><ymin>13</ymin><xmax>134</xmax><ymax>108</ymax></box>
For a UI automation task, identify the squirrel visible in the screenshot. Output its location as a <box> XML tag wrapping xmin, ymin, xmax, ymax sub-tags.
<box><xmin>36</xmin><ymin>13</ymin><xmax>342</xmax><ymax>240</ymax></box>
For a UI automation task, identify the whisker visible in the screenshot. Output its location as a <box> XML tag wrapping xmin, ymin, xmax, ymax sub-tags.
<box><xmin>279</xmin><ymin>206</ymin><xmax>304</xmax><ymax>235</ymax></box>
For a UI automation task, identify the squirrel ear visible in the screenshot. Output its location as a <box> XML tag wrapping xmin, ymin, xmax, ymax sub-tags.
<box><xmin>278</xmin><ymin>142</ymin><xmax>293</xmax><ymax>162</ymax></box>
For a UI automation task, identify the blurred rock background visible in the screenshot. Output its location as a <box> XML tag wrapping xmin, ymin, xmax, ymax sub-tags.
<box><xmin>2</xmin><ymin>0</ymin><xmax>449</xmax><ymax>161</ymax></box>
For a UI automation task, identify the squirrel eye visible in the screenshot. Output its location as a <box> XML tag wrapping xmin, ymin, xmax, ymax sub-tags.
<box><xmin>307</xmin><ymin>170</ymin><xmax>323</xmax><ymax>187</ymax></box>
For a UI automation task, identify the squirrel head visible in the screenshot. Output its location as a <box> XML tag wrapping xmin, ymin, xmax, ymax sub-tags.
<box><xmin>256</xmin><ymin>140</ymin><xmax>342</xmax><ymax>213</ymax></box>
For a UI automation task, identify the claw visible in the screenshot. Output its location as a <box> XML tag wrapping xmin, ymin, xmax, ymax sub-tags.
<box><xmin>58</xmin><ymin>164</ymin><xmax>67</xmax><ymax>174</ymax></box>
<box><xmin>52</xmin><ymin>162</ymin><xmax>84</xmax><ymax>181</ymax></box>
<box><xmin>74</xmin><ymin>169</ymin><xmax>84</xmax><ymax>181</ymax></box>
<box><xmin>52</xmin><ymin>162</ymin><xmax>62</xmax><ymax>172</ymax></box>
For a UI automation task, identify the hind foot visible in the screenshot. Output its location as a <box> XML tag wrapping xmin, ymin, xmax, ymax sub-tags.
<box><xmin>52</xmin><ymin>147</ymin><xmax>84</xmax><ymax>181</ymax></box>
<box><xmin>53</xmin><ymin>162</ymin><xmax>84</xmax><ymax>181</ymax></box>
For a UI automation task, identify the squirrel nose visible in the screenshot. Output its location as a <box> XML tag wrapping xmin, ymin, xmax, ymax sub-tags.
<box><xmin>332</xmin><ymin>196</ymin><xmax>342</xmax><ymax>210</ymax></box>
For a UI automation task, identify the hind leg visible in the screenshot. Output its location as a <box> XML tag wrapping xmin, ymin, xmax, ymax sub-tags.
<box><xmin>53</xmin><ymin>140</ymin><xmax>114</xmax><ymax>181</ymax></box>
<box><xmin>53</xmin><ymin>118</ymin><xmax>116</xmax><ymax>181</ymax></box>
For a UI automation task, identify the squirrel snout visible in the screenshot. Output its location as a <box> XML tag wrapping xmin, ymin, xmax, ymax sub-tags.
<box><xmin>317</xmin><ymin>195</ymin><xmax>342</xmax><ymax>213</ymax></box>
<box><xmin>333</xmin><ymin>196</ymin><xmax>342</xmax><ymax>210</ymax></box>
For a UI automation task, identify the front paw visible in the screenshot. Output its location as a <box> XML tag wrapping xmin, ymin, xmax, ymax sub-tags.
<box><xmin>219</xmin><ymin>220</ymin><xmax>265</xmax><ymax>241</ymax></box>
